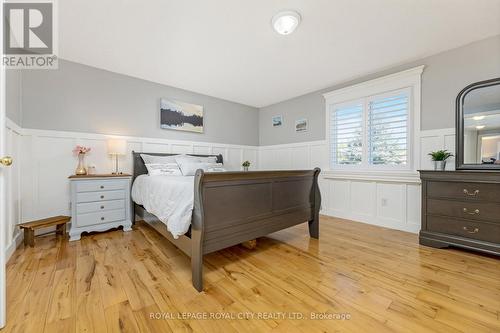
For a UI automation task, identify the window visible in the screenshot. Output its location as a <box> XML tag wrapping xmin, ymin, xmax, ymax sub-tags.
<box><xmin>330</xmin><ymin>102</ymin><xmax>363</xmax><ymax>165</ymax></box>
<box><xmin>324</xmin><ymin>66</ymin><xmax>423</xmax><ymax>172</ymax></box>
<box><xmin>368</xmin><ymin>92</ymin><xmax>409</xmax><ymax>166</ymax></box>
<box><xmin>330</xmin><ymin>89</ymin><xmax>410</xmax><ymax>169</ymax></box>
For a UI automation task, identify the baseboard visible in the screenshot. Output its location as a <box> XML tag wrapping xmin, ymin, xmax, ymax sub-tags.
<box><xmin>323</xmin><ymin>209</ymin><xmax>420</xmax><ymax>234</ymax></box>
<box><xmin>5</xmin><ymin>232</ymin><xmax>23</xmax><ymax>262</ymax></box>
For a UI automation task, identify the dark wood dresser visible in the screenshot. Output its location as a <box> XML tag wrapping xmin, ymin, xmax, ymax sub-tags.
<box><xmin>419</xmin><ymin>170</ymin><xmax>500</xmax><ymax>255</ymax></box>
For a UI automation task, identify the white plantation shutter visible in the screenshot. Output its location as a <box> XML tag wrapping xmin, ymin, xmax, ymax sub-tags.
<box><xmin>330</xmin><ymin>103</ymin><xmax>364</xmax><ymax>165</ymax></box>
<box><xmin>368</xmin><ymin>93</ymin><xmax>409</xmax><ymax>166</ymax></box>
<box><xmin>326</xmin><ymin>67</ymin><xmax>422</xmax><ymax>171</ymax></box>
<box><xmin>329</xmin><ymin>89</ymin><xmax>411</xmax><ymax>169</ymax></box>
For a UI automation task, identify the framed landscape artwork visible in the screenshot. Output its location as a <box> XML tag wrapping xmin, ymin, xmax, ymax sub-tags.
<box><xmin>295</xmin><ymin>118</ymin><xmax>308</xmax><ymax>132</ymax></box>
<box><xmin>160</xmin><ymin>98</ymin><xmax>204</xmax><ymax>133</ymax></box>
<box><xmin>272</xmin><ymin>115</ymin><xmax>283</xmax><ymax>127</ymax></box>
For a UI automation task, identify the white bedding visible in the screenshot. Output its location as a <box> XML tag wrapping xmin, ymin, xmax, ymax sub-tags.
<box><xmin>131</xmin><ymin>175</ymin><xmax>194</xmax><ymax>238</ymax></box>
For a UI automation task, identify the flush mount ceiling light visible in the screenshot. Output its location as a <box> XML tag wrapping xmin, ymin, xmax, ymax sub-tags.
<box><xmin>473</xmin><ymin>115</ymin><xmax>486</xmax><ymax>121</ymax></box>
<box><xmin>476</xmin><ymin>125</ymin><xmax>485</xmax><ymax>130</ymax></box>
<box><xmin>272</xmin><ymin>10</ymin><xmax>301</xmax><ymax>35</ymax></box>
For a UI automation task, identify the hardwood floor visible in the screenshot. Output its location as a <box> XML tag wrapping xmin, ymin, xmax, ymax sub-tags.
<box><xmin>4</xmin><ymin>216</ymin><xmax>500</xmax><ymax>332</ymax></box>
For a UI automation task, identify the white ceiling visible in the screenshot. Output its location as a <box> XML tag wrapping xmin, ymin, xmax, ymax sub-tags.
<box><xmin>59</xmin><ymin>0</ymin><xmax>500</xmax><ymax>108</ymax></box>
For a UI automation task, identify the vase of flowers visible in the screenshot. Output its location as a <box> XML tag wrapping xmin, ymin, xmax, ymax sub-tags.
<box><xmin>73</xmin><ymin>145</ymin><xmax>91</xmax><ymax>175</ymax></box>
<box><xmin>428</xmin><ymin>150</ymin><xmax>453</xmax><ymax>171</ymax></box>
<box><xmin>242</xmin><ymin>160</ymin><xmax>251</xmax><ymax>171</ymax></box>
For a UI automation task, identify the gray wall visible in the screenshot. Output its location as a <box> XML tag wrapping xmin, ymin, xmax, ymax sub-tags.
<box><xmin>12</xmin><ymin>35</ymin><xmax>500</xmax><ymax>146</ymax></box>
<box><xmin>259</xmin><ymin>35</ymin><xmax>500</xmax><ymax>145</ymax></box>
<box><xmin>20</xmin><ymin>60</ymin><xmax>259</xmax><ymax>146</ymax></box>
<box><xmin>6</xmin><ymin>70</ymin><xmax>22</xmax><ymax>126</ymax></box>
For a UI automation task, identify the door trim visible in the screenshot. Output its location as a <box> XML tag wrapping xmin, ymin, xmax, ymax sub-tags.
<box><xmin>0</xmin><ymin>0</ymin><xmax>7</xmax><ymax>327</ymax></box>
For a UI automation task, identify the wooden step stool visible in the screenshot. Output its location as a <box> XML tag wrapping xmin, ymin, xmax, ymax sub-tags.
<box><xmin>18</xmin><ymin>216</ymin><xmax>71</xmax><ymax>247</ymax></box>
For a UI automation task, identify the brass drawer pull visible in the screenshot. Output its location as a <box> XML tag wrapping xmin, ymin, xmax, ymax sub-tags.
<box><xmin>463</xmin><ymin>226</ymin><xmax>479</xmax><ymax>234</ymax></box>
<box><xmin>462</xmin><ymin>208</ymin><xmax>480</xmax><ymax>215</ymax></box>
<box><xmin>463</xmin><ymin>189</ymin><xmax>479</xmax><ymax>197</ymax></box>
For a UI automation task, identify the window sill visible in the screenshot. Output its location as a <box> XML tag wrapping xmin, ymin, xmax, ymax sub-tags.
<box><xmin>322</xmin><ymin>169</ymin><xmax>421</xmax><ymax>184</ymax></box>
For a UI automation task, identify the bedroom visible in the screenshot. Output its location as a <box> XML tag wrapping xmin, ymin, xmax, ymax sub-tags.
<box><xmin>0</xmin><ymin>1</ymin><xmax>499</xmax><ymax>332</ymax></box>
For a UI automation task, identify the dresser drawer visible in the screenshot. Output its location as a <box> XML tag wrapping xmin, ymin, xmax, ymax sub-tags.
<box><xmin>427</xmin><ymin>215</ymin><xmax>500</xmax><ymax>244</ymax></box>
<box><xmin>77</xmin><ymin>199</ymin><xmax>125</xmax><ymax>214</ymax></box>
<box><xmin>76</xmin><ymin>190</ymin><xmax>125</xmax><ymax>203</ymax></box>
<box><xmin>76</xmin><ymin>209</ymin><xmax>126</xmax><ymax>227</ymax></box>
<box><xmin>427</xmin><ymin>198</ymin><xmax>500</xmax><ymax>223</ymax></box>
<box><xmin>427</xmin><ymin>181</ymin><xmax>500</xmax><ymax>202</ymax></box>
<box><xmin>76</xmin><ymin>179</ymin><xmax>128</xmax><ymax>193</ymax></box>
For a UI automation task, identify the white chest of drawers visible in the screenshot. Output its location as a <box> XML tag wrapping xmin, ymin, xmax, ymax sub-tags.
<box><xmin>69</xmin><ymin>175</ymin><xmax>133</xmax><ymax>241</ymax></box>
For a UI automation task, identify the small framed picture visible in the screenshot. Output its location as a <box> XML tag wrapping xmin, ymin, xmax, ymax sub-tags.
<box><xmin>272</xmin><ymin>115</ymin><xmax>283</xmax><ymax>127</ymax></box>
<box><xmin>295</xmin><ymin>118</ymin><xmax>308</xmax><ymax>132</ymax></box>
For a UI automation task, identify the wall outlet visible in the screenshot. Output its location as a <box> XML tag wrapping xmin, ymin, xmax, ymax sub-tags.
<box><xmin>381</xmin><ymin>198</ymin><xmax>388</xmax><ymax>206</ymax></box>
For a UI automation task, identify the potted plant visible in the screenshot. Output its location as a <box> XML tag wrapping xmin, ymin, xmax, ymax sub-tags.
<box><xmin>242</xmin><ymin>160</ymin><xmax>251</xmax><ymax>171</ymax></box>
<box><xmin>428</xmin><ymin>150</ymin><xmax>453</xmax><ymax>171</ymax></box>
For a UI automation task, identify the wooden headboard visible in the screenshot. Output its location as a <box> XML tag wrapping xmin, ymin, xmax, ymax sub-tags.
<box><xmin>132</xmin><ymin>151</ymin><xmax>223</xmax><ymax>181</ymax></box>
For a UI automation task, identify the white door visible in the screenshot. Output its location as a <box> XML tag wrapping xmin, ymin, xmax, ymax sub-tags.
<box><xmin>0</xmin><ymin>0</ymin><xmax>8</xmax><ymax>327</ymax></box>
<box><xmin>0</xmin><ymin>73</ymin><xmax>6</xmax><ymax>330</ymax></box>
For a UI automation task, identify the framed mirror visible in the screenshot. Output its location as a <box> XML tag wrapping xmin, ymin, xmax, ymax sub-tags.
<box><xmin>456</xmin><ymin>77</ymin><xmax>500</xmax><ymax>170</ymax></box>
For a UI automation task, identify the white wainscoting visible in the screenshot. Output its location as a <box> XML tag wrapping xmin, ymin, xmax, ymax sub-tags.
<box><xmin>4</xmin><ymin>120</ymin><xmax>456</xmax><ymax>257</ymax></box>
<box><xmin>4</xmin><ymin>120</ymin><xmax>23</xmax><ymax>259</ymax></box>
<box><xmin>259</xmin><ymin>140</ymin><xmax>329</xmax><ymax>171</ymax></box>
<box><xmin>258</xmin><ymin>128</ymin><xmax>456</xmax><ymax>234</ymax></box>
<box><xmin>8</xmin><ymin>125</ymin><xmax>258</xmax><ymax>246</ymax></box>
<box><xmin>419</xmin><ymin>128</ymin><xmax>456</xmax><ymax>170</ymax></box>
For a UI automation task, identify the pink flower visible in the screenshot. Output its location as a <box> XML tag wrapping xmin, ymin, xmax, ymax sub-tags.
<box><xmin>73</xmin><ymin>145</ymin><xmax>91</xmax><ymax>155</ymax></box>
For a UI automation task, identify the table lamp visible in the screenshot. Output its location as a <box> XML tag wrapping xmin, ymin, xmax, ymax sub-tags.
<box><xmin>107</xmin><ymin>138</ymin><xmax>127</xmax><ymax>174</ymax></box>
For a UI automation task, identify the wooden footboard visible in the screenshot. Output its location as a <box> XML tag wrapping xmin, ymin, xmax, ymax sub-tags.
<box><xmin>132</xmin><ymin>151</ymin><xmax>321</xmax><ymax>291</ymax></box>
<box><xmin>190</xmin><ymin>169</ymin><xmax>321</xmax><ymax>291</ymax></box>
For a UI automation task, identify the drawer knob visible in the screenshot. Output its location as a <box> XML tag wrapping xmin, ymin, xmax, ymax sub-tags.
<box><xmin>100</xmin><ymin>185</ymin><xmax>104</xmax><ymax>189</ymax></box>
<box><xmin>100</xmin><ymin>206</ymin><xmax>104</xmax><ymax>209</ymax></box>
<box><xmin>463</xmin><ymin>226</ymin><xmax>479</xmax><ymax>234</ymax></box>
<box><xmin>100</xmin><ymin>195</ymin><xmax>104</xmax><ymax>199</ymax></box>
<box><xmin>462</xmin><ymin>208</ymin><xmax>480</xmax><ymax>215</ymax></box>
<box><xmin>463</xmin><ymin>189</ymin><xmax>479</xmax><ymax>197</ymax></box>
<box><xmin>101</xmin><ymin>217</ymin><xmax>105</xmax><ymax>221</ymax></box>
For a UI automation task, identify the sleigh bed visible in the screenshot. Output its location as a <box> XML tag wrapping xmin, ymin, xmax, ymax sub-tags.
<box><xmin>132</xmin><ymin>151</ymin><xmax>321</xmax><ymax>291</ymax></box>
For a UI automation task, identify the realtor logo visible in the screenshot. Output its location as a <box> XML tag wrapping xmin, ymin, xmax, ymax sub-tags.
<box><xmin>3</xmin><ymin>0</ymin><xmax>57</xmax><ymax>68</ymax></box>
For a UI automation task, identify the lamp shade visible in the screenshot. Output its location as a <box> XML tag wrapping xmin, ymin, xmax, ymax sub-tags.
<box><xmin>107</xmin><ymin>138</ymin><xmax>127</xmax><ymax>155</ymax></box>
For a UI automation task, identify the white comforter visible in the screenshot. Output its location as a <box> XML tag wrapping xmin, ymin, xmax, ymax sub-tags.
<box><xmin>131</xmin><ymin>175</ymin><xmax>194</xmax><ymax>238</ymax></box>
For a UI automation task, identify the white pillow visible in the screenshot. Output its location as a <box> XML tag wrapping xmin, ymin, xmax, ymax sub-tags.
<box><xmin>175</xmin><ymin>154</ymin><xmax>201</xmax><ymax>164</ymax></box>
<box><xmin>177</xmin><ymin>162</ymin><xmax>227</xmax><ymax>175</ymax></box>
<box><xmin>206</xmin><ymin>163</ymin><xmax>226</xmax><ymax>172</ymax></box>
<box><xmin>177</xmin><ymin>162</ymin><xmax>204</xmax><ymax>176</ymax></box>
<box><xmin>175</xmin><ymin>154</ymin><xmax>219</xmax><ymax>164</ymax></box>
<box><xmin>199</xmin><ymin>156</ymin><xmax>218</xmax><ymax>163</ymax></box>
<box><xmin>145</xmin><ymin>163</ymin><xmax>182</xmax><ymax>176</ymax></box>
<box><xmin>140</xmin><ymin>154</ymin><xmax>178</xmax><ymax>164</ymax></box>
